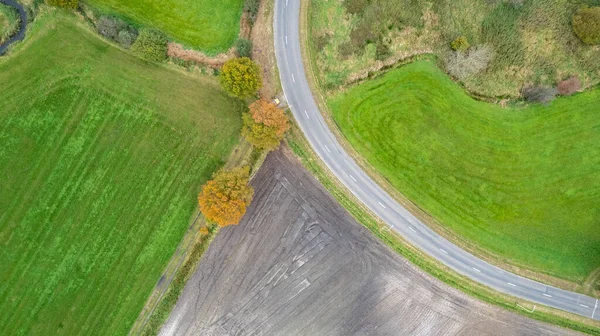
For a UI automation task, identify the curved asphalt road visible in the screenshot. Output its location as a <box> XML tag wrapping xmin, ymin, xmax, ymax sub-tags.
<box><xmin>274</xmin><ymin>0</ymin><xmax>599</xmax><ymax>322</ymax></box>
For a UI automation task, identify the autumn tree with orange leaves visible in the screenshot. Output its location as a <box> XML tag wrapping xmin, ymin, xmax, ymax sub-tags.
<box><xmin>242</xmin><ymin>99</ymin><xmax>289</xmax><ymax>151</ymax></box>
<box><xmin>198</xmin><ymin>167</ymin><xmax>254</xmax><ymax>227</ymax></box>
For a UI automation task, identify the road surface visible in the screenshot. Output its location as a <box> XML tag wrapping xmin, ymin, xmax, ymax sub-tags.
<box><xmin>273</xmin><ymin>0</ymin><xmax>599</xmax><ymax>321</ymax></box>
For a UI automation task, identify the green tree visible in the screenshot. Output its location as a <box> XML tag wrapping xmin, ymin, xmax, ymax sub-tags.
<box><xmin>46</xmin><ymin>0</ymin><xmax>79</xmax><ymax>9</ymax></box>
<box><xmin>572</xmin><ymin>7</ymin><xmax>600</xmax><ymax>45</ymax></box>
<box><xmin>131</xmin><ymin>28</ymin><xmax>168</xmax><ymax>62</ymax></box>
<box><xmin>220</xmin><ymin>57</ymin><xmax>262</xmax><ymax>98</ymax></box>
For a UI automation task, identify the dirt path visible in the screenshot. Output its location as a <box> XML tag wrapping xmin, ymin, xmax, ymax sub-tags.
<box><xmin>0</xmin><ymin>0</ymin><xmax>27</xmax><ymax>55</ymax></box>
<box><xmin>159</xmin><ymin>148</ymin><xmax>578</xmax><ymax>336</ymax></box>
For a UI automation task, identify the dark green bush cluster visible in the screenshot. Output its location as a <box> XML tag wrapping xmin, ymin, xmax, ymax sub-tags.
<box><xmin>130</xmin><ymin>28</ymin><xmax>168</xmax><ymax>62</ymax></box>
<box><xmin>235</xmin><ymin>38</ymin><xmax>252</xmax><ymax>58</ymax></box>
<box><xmin>572</xmin><ymin>7</ymin><xmax>600</xmax><ymax>45</ymax></box>
<box><xmin>46</xmin><ymin>0</ymin><xmax>78</xmax><ymax>9</ymax></box>
<box><xmin>96</xmin><ymin>16</ymin><xmax>138</xmax><ymax>49</ymax></box>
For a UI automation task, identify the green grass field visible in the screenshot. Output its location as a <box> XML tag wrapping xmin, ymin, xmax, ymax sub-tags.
<box><xmin>0</xmin><ymin>2</ymin><xmax>20</xmax><ymax>44</ymax></box>
<box><xmin>330</xmin><ymin>60</ymin><xmax>600</xmax><ymax>281</ymax></box>
<box><xmin>0</xmin><ymin>11</ymin><xmax>243</xmax><ymax>335</ymax></box>
<box><xmin>85</xmin><ymin>0</ymin><xmax>244</xmax><ymax>54</ymax></box>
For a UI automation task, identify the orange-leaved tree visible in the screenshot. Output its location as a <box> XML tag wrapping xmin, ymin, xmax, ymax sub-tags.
<box><xmin>242</xmin><ymin>99</ymin><xmax>289</xmax><ymax>151</ymax></box>
<box><xmin>198</xmin><ymin>166</ymin><xmax>254</xmax><ymax>227</ymax></box>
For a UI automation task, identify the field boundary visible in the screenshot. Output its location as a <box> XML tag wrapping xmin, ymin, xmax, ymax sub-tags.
<box><xmin>299</xmin><ymin>0</ymin><xmax>597</xmax><ymax>294</ymax></box>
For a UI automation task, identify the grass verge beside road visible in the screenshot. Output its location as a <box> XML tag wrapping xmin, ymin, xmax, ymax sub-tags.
<box><xmin>0</xmin><ymin>10</ymin><xmax>243</xmax><ymax>335</ymax></box>
<box><xmin>85</xmin><ymin>0</ymin><xmax>244</xmax><ymax>53</ymax></box>
<box><xmin>286</xmin><ymin>125</ymin><xmax>600</xmax><ymax>335</ymax></box>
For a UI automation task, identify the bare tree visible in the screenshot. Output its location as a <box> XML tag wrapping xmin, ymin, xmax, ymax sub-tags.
<box><xmin>446</xmin><ymin>45</ymin><xmax>494</xmax><ymax>80</ymax></box>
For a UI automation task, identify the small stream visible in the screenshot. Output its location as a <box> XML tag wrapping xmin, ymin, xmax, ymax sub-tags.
<box><xmin>0</xmin><ymin>0</ymin><xmax>27</xmax><ymax>55</ymax></box>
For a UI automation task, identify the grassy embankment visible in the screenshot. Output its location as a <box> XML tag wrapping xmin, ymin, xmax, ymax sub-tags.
<box><xmin>0</xmin><ymin>10</ymin><xmax>244</xmax><ymax>335</ymax></box>
<box><xmin>85</xmin><ymin>0</ymin><xmax>244</xmax><ymax>53</ymax></box>
<box><xmin>310</xmin><ymin>0</ymin><xmax>600</xmax><ymax>97</ymax></box>
<box><xmin>0</xmin><ymin>2</ymin><xmax>20</xmax><ymax>44</ymax></box>
<box><xmin>328</xmin><ymin>60</ymin><xmax>600</xmax><ymax>283</ymax></box>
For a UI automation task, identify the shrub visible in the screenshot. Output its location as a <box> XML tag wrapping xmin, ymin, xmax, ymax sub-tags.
<box><xmin>219</xmin><ymin>57</ymin><xmax>262</xmax><ymax>98</ymax></box>
<box><xmin>96</xmin><ymin>16</ymin><xmax>127</xmax><ymax>41</ymax></box>
<box><xmin>521</xmin><ymin>86</ymin><xmax>558</xmax><ymax>104</ymax></box>
<box><xmin>451</xmin><ymin>36</ymin><xmax>470</xmax><ymax>52</ymax></box>
<box><xmin>557</xmin><ymin>77</ymin><xmax>582</xmax><ymax>96</ymax></box>
<box><xmin>198</xmin><ymin>166</ymin><xmax>254</xmax><ymax>227</ymax></box>
<box><xmin>244</xmin><ymin>0</ymin><xmax>260</xmax><ymax>22</ymax></box>
<box><xmin>117</xmin><ymin>29</ymin><xmax>137</xmax><ymax>49</ymax></box>
<box><xmin>572</xmin><ymin>7</ymin><xmax>600</xmax><ymax>45</ymax></box>
<box><xmin>131</xmin><ymin>28</ymin><xmax>168</xmax><ymax>62</ymax></box>
<box><xmin>235</xmin><ymin>38</ymin><xmax>252</xmax><ymax>58</ymax></box>
<box><xmin>446</xmin><ymin>45</ymin><xmax>494</xmax><ymax>80</ymax></box>
<box><xmin>46</xmin><ymin>0</ymin><xmax>78</xmax><ymax>9</ymax></box>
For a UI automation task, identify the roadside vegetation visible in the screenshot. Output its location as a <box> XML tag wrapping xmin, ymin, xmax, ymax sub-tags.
<box><xmin>0</xmin><ymin>10</ymin><xmax>244</xmax><ymax>335</ymax></box>
<box><xmin>329</xmin><ymin>60</ymin><xmax>600</xmax><ymax>282</ymax></box>
<box><xmin>310</xmin><ymin>0</ymin><xmax>600</xmax><ymax>98</ymax></box>
<box><xmin>0</xmin><ymin>2</ymin><xmax>20</xmax><ymax>44</ymax></box>
<box><xmin>84</xmin><ymin>0</ymin><xmax>245</xmax><ymax>53</ymax></box>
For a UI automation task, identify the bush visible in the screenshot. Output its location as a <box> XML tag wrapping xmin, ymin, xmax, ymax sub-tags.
<box><xmin>446</xmin><ymin>45</ymin><xmax>494</xmax><ymax>80</ymax></box>
<box><xmin>521</xmin><ymin>86</ymin><xmax>558</xmax><ymax>104</ymax></box>
<box><xmin>235</xmin><ymin>38</ymin><xmax>252</xmax><ymax>58</ymax></box>
<box><xmin>244</xmin><ymin>0</ymin><xmax>260</xmax><ymax>22</ymax></box>
<box><xmin>46</xmin><ymin>0</ymin><xmax>78</xmax><ymax>9</ymax></box>
<box><xmin>451</xmin><ymin>36</ymin><xmax>470</xmax><ymax>52</ymax></box>
<box><xmin>572</xmin><ymin>7</ymin><xmax>600</xmax><ymax>45</ymax></box>
<box><xmin>219</xmin><ymin>57</ymin><xmax>262</xmax><ymax>98</ymax></box>
<box><xmin>96</xmin><ymin>16</ymin><xmax>127</xmax><ymax>41</ymax></box>
<box><xmin>557</xmin><ymin>77</ymin><xmax>582</xmax><ymax>96</ymax></box>
<box><xmin>131</xmin><ymin>28</ymin><xmax>168</xmax><ymax>62</ymax></box>
<box><xmin>117</xmin><ymin>29</ymin><xmax>137</xmax><ymax>49</ymax></box>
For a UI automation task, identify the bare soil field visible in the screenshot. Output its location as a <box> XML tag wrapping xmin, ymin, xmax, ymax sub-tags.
<box><xmin>160</xmin><ymin>148</ymin><xmax>577</xmax><ymax>336</ymax></box>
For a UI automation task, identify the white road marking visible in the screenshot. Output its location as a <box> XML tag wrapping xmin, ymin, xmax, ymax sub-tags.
<box><xmin>472</xmin><ymin>267</ymin><xmax>481</xmax><ymax>273</ymax></box>
<box><xmin>592</xmin><ymin>299</ymin><xmax>598</xmax><ymax>318</ymax></box>
<box><xmin>349</xmin><ymin>174</ymin><xmax>357</xmax><ymax>182</ymax></box>
<box><xmin>409</xmin><ymin>227</ymin><xmax>416</xmax><ymax>233</ymax></box>
<box><xmin>286</xmin><ymin>0</ymin><xmax>288</xmax><ymax>6</ymax></box>
<box><xmin>439</xmin><ymin>248</ymin><xmax>448</xmax><ymax>254</ymax></box>
<box><xmin>378</xmin><ymin>202</ymin><xmax>386</xmax><ymax>209</ymax></box>
<box><xmin>285</xmin><ymin>35</ymin><xmax>288</xmax><ymax>45</ymax></box>
<box><xmin>579</xmin><ymin>304</ymin><xmax>589</xmax><ymax>308</ymax></box>
<box><xmin>304</xmin><ymin>110</ymin><xmax>309</xmax><ymax>119</ymax></box>
<box><xmin>291</xmin><ymin>73</ymin><xmax>295</xmax><ymax>82</ymax></box>
<box><xmin>324</xmin><ymin>145</ymin><xmax>330</xmax><ymax>153</ymax></box>
<box><xmin>507</xmin><ymin>282</ymin><xmax>516</xmax><ymax>287</ymax></box>
<box><xmin>543</xmin><ymin>293</ymin><xmax>552</xmax><ymax>297</ymax></box>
